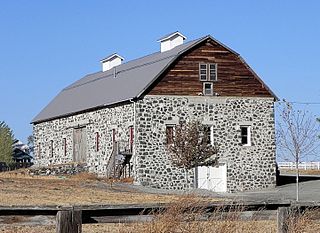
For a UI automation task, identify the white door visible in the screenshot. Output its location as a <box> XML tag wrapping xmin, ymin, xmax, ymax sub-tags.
<box><xmin>197</xmin><ymin>164</ymin><xmax>227</xmax><ymax>192</ymax></box>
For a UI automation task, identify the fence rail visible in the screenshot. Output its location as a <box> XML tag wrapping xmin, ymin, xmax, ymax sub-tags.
<box><xmin>0</xmin><ymin>202</ymin><xmax>319</xmax><ymax>233</ymax></box>
<box><xmin>278</xmin><ymin>162</ymin><xmax>320</xmax><ymax>170</ymax></box>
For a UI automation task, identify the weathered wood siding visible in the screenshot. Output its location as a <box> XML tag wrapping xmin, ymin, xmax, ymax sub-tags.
<box><xmin>148</xmin><ymin>39</ymin><xmax>273</xmax><ymax>97</ymax></box>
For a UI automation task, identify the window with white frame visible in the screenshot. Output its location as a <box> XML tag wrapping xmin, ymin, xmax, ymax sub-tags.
<box><xmin>240</xmin><ymin>126</ymin><xmax>251</xmax><ymax>146</ymax></box>
<box><xmin>199</xmin><ymin>63</ymin><xmax>217</xmax><ymax>81</ymax></box>
<box><xmin>199</xmin><ymin>64</ymin><xmax>207</xmax><ymax>81</ymax></box>
<box><xmin>203</xmin><ymin>82</ymin><xmax>213</xmax><ymax>96</ymax></box>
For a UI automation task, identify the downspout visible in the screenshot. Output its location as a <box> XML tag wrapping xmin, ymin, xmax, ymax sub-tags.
<box><xmin>129</xmin><ymin>99</ymin><xmax>137</xmax><ymax>183</ymax></box>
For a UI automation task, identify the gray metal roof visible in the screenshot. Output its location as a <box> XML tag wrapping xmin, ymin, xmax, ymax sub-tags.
<box><xmin>32</xmin><ymin>37</ymin><xmax>206</xmax><ymax>123</ymax></box>
<box><xmin>32</xmin><ymin>35</ymin><xmax>277</xmax><ymax>124</ymax></box>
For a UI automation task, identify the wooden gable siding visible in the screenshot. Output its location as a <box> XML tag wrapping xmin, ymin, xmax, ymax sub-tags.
<box><xmin>148</xmin><ymin>40</ymin><xmax>273</xmax><ymax>97</ymax></box>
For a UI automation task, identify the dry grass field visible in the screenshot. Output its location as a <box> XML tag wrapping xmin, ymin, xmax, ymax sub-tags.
<box><xmin>0</xmin><ymin>171</ymin><xmax>186</xmax><ymax>206</ymax></box>
<box><xmin>1</xmin><ymin>170</ymin><xmax>320</xmax><ymax>232</ymax></box>
<box><xmin>281</xmin><ymin>169</ymin><xmax>320</xmax><ymax>176</ymax></box>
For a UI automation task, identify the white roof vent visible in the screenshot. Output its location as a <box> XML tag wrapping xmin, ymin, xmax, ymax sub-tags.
<box><xmin>157</xmin><ymin>31</ymin><xmax>187</xmax><ymax>52</ymax></box>
<box><xmin>100</xmin><ymin>53</ymin><xmax>124</xmax><ymax>72</ymax></box>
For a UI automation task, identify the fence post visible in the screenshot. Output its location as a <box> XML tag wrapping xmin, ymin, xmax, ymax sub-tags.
<box><xmin>277</xmin><ymin>207</ymin><xmax>289</xmax><ymax>233</ymax></box>
<box><xmin>56</xmin><ymin>209</ymin><xmax>82</xmax><ymax>233</ymax></box>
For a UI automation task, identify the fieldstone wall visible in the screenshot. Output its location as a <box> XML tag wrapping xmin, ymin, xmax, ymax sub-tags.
<box><xmin>33</xmin><ymin>104</ymin><xmax>134</xmax><ymax>175</ymax></box>
<box><xmin>28</xmin><ymin>163</ymin><xmax>88</xmax><ymax>176</ymax></box>
<box><xmin>134</xmin><ymin>95</ymin><xmax>276</xmax><ymax>192</ymax></box>
<box><xmin>33</xmin><ymin>95</ymin><xmax>276</xmax><ymax>192</ymax></box>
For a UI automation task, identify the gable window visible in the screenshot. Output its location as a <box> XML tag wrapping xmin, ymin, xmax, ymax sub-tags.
<box><xmin>203</xmin><ymin>82</ymin><xmax>213</xmax><ymax>96</ymax></box>
<box><xmin>166</xmin><ymin>125</ymin><xmax>175</xmax><ymax>144</ymax></box>
<box><xmin>240</xmin><ymin>126</ymin><xmax>251</xmax><ymax>146</ymax></box>
<box><xmin>199</xmin><ymin>64</ymin><xmax>207</xmax><ymax>81</ymax></box>
<box><xmin>209</xmin><ymin>64</ymin><xmax>217</xmax><ymax>81</ymax></box>
<box><xmin>199</xmin><ymin>63</ymin><xmax>217</xmax><ymax>81</ymax></box>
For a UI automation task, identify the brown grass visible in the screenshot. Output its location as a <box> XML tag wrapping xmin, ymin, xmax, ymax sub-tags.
<box><xmin>1</xmin><ymin>203</ymin><xmax>320</xmax><ymax>232</ymax></box>
<box><xmin>0</xmin><ymin>171</ymin><xmax>193</xmax><ymax>206</ymax></box>
<box><xmin>117</xmin><ymin>195</ymin><xmax>278</xmax><ymax>233</ymax></box>
<box><xmin>281</xmin><ymin>169</ymin><xmax>320</xmax><ymax>176</ymax></box>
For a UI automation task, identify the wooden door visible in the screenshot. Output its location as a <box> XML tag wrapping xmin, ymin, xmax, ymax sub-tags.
<box><xmin>73</xmin><ymin>127</ymin><xmax>87</xmax><ymax>163</ymax></box>
<box><xmin>197</xmin><ymin>164</ymin><xmax>227</xmax><ymax>192</ymax></box>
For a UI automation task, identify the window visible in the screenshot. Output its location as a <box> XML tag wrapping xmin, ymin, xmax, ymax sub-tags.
<box><xmin>112</xmin><ymin>129</ymin><xmax>116</xmax><ymax>142</ymax></box>
<box><xmin>63</xmin><ymin>138</ymin><xmax>67</xmax><ymax>156</ymax></box>
<box><xmin>38</xmin><ymin>143</ymin><xmax>41</xmax><ymax>159</ymax></box>
<box><xmin>203</xmin><ymin>126</ymin><xmax>214</xmax><ymax>145</ymax></box>
<box><xmin>240</xmin><ymin>126</ymin><xmax>251</xmax><ymax>146</ymax></box>
<box><xmin>50</xmin><ymin>140</ymin><xmax>54</xmax><ymax>157</ymax></box>
<box><xmin>203</xmin><ymin>82</ymin><xmax>213</xmax><ymax>95</ymax></box>
<box><xmin>209</xmin><ymin>64</ymin><xmax>217</xmax><ymax>81</ymax></box>
<box><xmin>129</xmin><ymin>126</ymin><xmax>134</xmax><ymax>152</ymax></box>
<box><xmin>95</xmin><ymin>132</ymin><xmax>99</xmax><ymax>152</ymax></box>
<box><xmin>199</xmin><ymin>63</ymin><xmax>217</xmax><ymax>81</ymax></box>
<box><xmin>199</xmin><ymin>64</ymin><xmax>207</xmax><ymax>81</ymax></box>
<box><xmin>166</xmin><ymin>125</ymin><xmax>175</xmax><ymax>144</ymax></box>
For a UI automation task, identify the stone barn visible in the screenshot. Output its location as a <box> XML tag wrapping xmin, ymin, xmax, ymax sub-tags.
<box><xmin>32</xmin><ymin>32</ymin><xmax>277</xmax><ymax>192</ymax></box>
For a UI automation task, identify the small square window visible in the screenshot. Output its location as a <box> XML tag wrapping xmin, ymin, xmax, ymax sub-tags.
<box><xmin>240</xmin><ymin>126</ymin><xmax>251</xmax><ymax>146</ymax></box>
<box><xmin>203</xmin><ymin>82</ymin><xmax>213</xmax><ymax>95</ymax></box>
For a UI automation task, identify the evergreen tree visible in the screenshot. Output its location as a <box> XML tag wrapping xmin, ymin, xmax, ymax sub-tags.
<box><xmin>0</xmin><ymin>121</ymin><xmax>14</xmax><ymax>164</ymax></box>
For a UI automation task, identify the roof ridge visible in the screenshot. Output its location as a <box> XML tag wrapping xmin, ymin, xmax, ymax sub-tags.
<box><xmin>63</xmin><ymin>39</ymin><xmax>200</xmax><ymax>92</ymax></box>
<box><xmin>63</xmin><ymin>54</ymin><xmax>177</xmax><ymax>91</ymax></box>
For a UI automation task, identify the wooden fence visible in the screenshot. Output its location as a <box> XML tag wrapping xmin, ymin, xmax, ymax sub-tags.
<box><xmin>278</xmin><ymin>161</ymin><xmax>320</xmax><ymax>170</ymax></box>
<box><xmin>0</xmin><ymin>201</ymin><xmax>319</xmax><ymax>233</ymax></box>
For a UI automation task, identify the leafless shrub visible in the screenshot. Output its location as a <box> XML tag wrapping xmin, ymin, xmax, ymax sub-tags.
<box><xmin>166</xmin><ymin>120</ymin><xmax>219</xmax><ymax>170</ymax></box>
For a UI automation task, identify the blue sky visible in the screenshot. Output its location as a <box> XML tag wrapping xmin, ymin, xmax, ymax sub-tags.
<box><xmin>0</xmin><ymin>0</ymin><xmax>319</xmax><ymax>143</ymax></box>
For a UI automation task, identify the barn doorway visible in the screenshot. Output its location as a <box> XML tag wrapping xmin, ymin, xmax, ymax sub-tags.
<box><xmin>196</xmin><ymin>163</ymin><xmax>227</xmax><ymax>192</ymax></box>
<box><xmin>73</xmin><ymin>127</ymin><xmax>87</xmax><ymax>163</ymax></box>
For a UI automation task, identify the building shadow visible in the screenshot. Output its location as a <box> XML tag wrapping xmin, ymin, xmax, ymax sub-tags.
<box><xmin>277</xmin><ymin>174</ymin><xmax>320</xmax><ymax>186</ymax></box>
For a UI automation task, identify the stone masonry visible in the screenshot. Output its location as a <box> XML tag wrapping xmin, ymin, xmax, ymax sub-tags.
<box><xmin>134</xmin><ymin>95</ymin><xmax>276</xmax><ymax>192</ymax></box>
<box><xmin>34</xmin><ymin>95</ymin><xmax>276</xmax><ymax>192</ymax></box>
<box><xmin>33</xmin><ymin>104</ymin><xmax>134</xmax><ymax>176</ymax></box>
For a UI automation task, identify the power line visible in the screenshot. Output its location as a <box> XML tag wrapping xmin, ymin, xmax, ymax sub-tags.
<box><xmin>289</xmin><ymin>101</ymin><xmax>320</xmax><ymax>105</ymax></box>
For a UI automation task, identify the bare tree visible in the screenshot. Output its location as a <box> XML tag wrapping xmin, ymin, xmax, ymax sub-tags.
<box><xmin>166</xmin><ymin>120</ymin><xmax>219</xmax><ymax>170</ymax></box>
<box><xmin>277</xmin><ymin>101</ymin><xmax>320</xmax><ymax>201</ymax></box>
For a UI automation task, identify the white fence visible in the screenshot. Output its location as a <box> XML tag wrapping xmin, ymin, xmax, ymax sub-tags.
<box><xmin>278</xmin><ymin>162</ymin><xmax>320</xmax><ymax>170</ymax></box>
